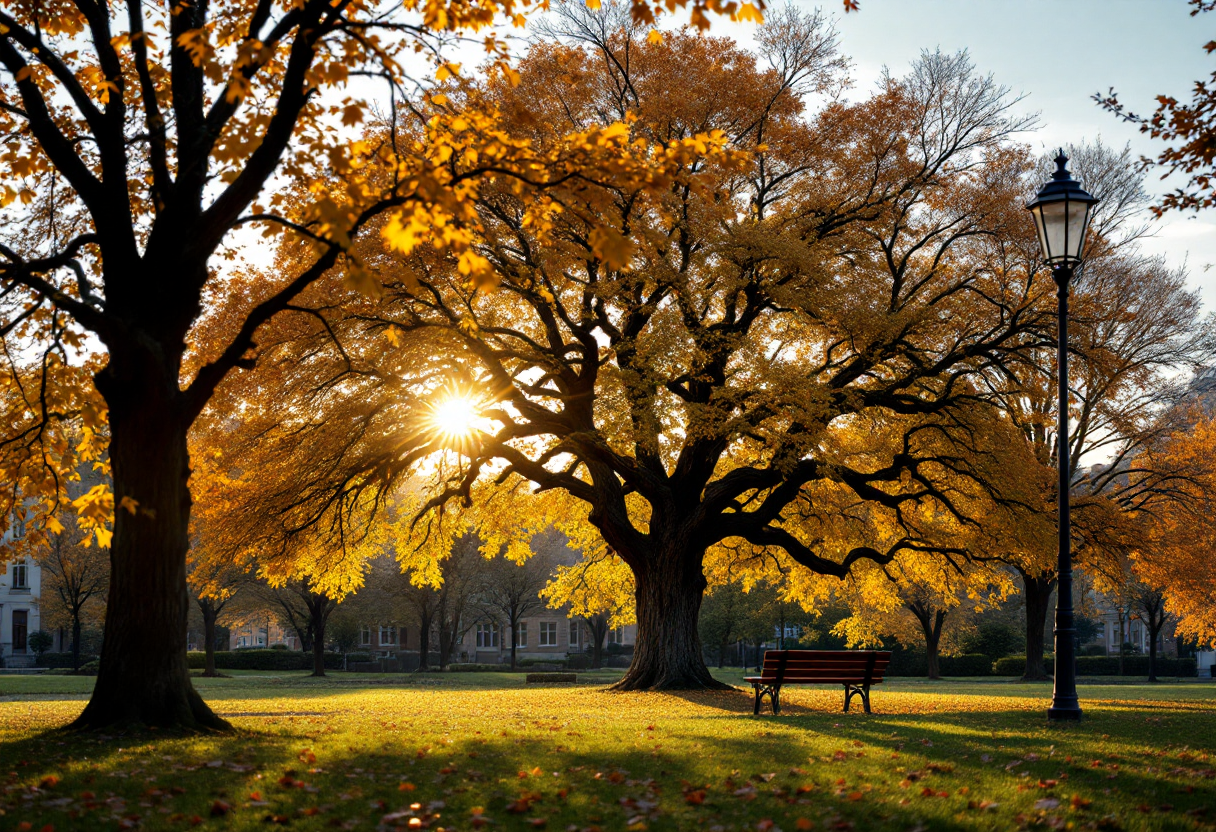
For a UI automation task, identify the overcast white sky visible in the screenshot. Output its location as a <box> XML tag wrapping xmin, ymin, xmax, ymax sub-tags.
<box><xmin>704</xmin><ymin>0</ymin><xmax>1216</xmax><ymax>307</ymax></box>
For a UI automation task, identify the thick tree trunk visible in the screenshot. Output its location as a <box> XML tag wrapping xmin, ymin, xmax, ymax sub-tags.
<box><xmin>1021</xmin><ymin>573</ymin><xmax>1055</xmax><ymax>682</ymax></box>
<box><xmin>613</xmin><ymin>554</ymin><xmax>725</xmax><ymax>690</ymax></box>
<box><xmin>509</xmin><ymin>620</ymin><xmax>518</xmax><ymax>670</ymax></box>
<box><xmin>72</xmin><ymin>384</ymin><xmax>226</xmax><ymax>730</ymax></box>
<box><xmin>201</xmin><ymin>603</ymin><xmax>219</xmax><ymax>677</ymax></box>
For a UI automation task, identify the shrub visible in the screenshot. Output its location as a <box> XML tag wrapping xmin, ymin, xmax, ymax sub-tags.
<box><xmin>1079</xmin><ymin>643</ymin><xmax>1109</xmax><ymax>657</ymax></box>
<box><xmin>36</xmin><ymin>652</ymin><xmax>100</xmax><ymax>669</ymax></box>
<box><xmin>28</xmin><ymin>631</ymin><xmax>53</xmax><ymax>656</ymax></box>
<box><xmin>992</xmin><ymin>655</ymin><xmax>1196</xmax><ymax>677</ymax></box>
<box><xmin>343</xmin><ymin>652</ymin><xmax>372</xmax><ymax>664</ymax></box>
<box><xmin>960</xmin><ymin>622</ymin><xmax>1025</xmax><ymax>660</ymax></box>
<box><xmin>566</xmin><ymin>654</ymin><xmax>592</xmax><ymax>670</ymax></box>
<box><xmin>884</xmin><ymin>644</ymin><xmax>927</xmax><ymax>677</ymax></box>
<box><xmin>939</xmin><ymin>654</ymin><xmax>993</xmax><ymax>677</ymax></box>
<box><xmin>185</xmin><ymin>650</ymin><xmax>344</xmax><ymax>671</ymax></box>
<box><xmin>446</xmin><ymin>663</ymin><xmax>514</xmax><ymax>673</ymax></box>
<box><xmin>518</xmin><ymin>658</ymin><xmax>568</xmax><ymax>668</ymax></box>
<box><xmin>991</xmin><ymin>655</ymin><xmax>1055</xmax><ymax>676</ymax></box>
<box><xmin>75</xmin><ymin>660</ymin><xmax>100</xmax><ymax>676</ymax></box>
<box><xmin>269</xmin><ymin>643</ymin><xmax>289</xmax><ymax>651</ymax></box>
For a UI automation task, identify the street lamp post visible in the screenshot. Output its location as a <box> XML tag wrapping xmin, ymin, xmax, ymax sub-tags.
<box><xmin>1026</xmin><ymin>151</ymin><xmax>1099</xmax><ymax>722</ymax></box>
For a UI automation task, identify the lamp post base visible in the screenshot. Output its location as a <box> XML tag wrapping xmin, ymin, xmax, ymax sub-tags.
<box><xmin>1047</xmin><ymin>703</ymin><xmax>1083</xmax><ymax>721</ymax></box>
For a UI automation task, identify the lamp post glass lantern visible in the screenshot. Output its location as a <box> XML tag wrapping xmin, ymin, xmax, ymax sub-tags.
<box><xmin>1026</xmin><ymin>150</ymin><xmax>1098</xmax><ymax>722</ymax></box>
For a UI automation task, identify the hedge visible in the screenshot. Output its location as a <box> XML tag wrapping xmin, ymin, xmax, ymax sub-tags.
<box><xmin>938</xmin><ymin>653</ymin><xmax>994</xmax><ymax>677</ymax></box>
<box><xmin>991</xmin><ymin>655</ymin><xmax>1197</xmax><ymax>677</ymax></box>
<box><xmin>35</xmin><ymin>652</ymin><xmax>99</xmax><ymax>669</ymax></box>
<box><xmin>186</xmin><ymin>650</ymin><xmax>344</xmax><ymax>671</ymax></box>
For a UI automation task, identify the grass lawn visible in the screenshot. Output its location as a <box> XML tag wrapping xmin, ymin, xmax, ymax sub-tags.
<box><xmin>1</xmin><ymin>670</ymin><xmax>1213</xmax><ymax>831</ymax></box>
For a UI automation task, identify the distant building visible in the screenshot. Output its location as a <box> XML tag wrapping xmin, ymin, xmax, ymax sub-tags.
<box><xmin>1</xmin><ymin>516</ymin><xmax>42</xmax><ymax>667</ymax></box>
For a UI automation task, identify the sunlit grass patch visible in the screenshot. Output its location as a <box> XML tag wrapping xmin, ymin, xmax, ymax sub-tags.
<box><xmin>0</xmin><ymin>673</ymin><xmax>1213</xmax><ymax>831</ymax></box>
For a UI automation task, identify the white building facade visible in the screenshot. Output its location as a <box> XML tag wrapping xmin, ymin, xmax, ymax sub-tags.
<box><xmin>0</xmin><ymin>556</ymin><xmax>41</xmax><ymax>667</ymax></box>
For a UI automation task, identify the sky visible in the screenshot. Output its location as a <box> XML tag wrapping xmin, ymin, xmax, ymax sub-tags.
<box><xmin>708</xmin><ymin>0</ymin><xmax>1216</xmax><ymax>308</ymax></box>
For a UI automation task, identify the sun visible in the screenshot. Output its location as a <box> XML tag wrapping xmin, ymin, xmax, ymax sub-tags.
<box><xmin>426</xmin><ymin>393</ymin><xmax>482</xmax><ymax>442</ymax></box>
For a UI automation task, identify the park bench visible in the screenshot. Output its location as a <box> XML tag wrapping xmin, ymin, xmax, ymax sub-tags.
<box><xmin>745</xmin><ymin>649</ymin><xmax>891</xmax><ymax>715</ymax></box>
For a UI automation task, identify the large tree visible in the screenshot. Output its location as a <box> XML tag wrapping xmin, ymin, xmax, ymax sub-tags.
<box><xmin>0</xmin><ymin>0</ymin><xmax>735</xmax><ymax>729</ymax></box>
<box><xmin>206</xmin><ymin>13</ymin><xmax>1078</xmax><ymax>689</ymax></box>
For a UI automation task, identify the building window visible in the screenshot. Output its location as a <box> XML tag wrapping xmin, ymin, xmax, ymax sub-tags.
<box><xmin>514</xmin><ymin>622</ymin><xmax>527</xmax><ymax>648</ymax></box>
<box><xmin>476</xmin><ymin>623</ymin><xmax>499</xmax><ymax>648</ymax></box>
<box><xmin>379</xmin><ymin>625</ymin><xmax>397</xmax><ymax>645</ymax></box>
<box><xmin>12</xmin><ymin>561</ymin><xmax>28</xmax><ymax>589</ymax></box>
<box><xmin>569</xmin><ymin>620</ymin><xmax>580</xmax><ymax>648</ymax></box>
<box><xmin>609</xmin><ymin>626</ymin><xmax>624</xmax><ymax>645</ymax></box>
<box><xmin>540</xmin><ymin>621</ymin><xmax>558</xmax><ymax>647</ymax></box>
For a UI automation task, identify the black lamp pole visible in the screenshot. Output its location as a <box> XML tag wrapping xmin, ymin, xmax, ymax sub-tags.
<box><xmin>1026</xmin><ymin>151</ymin><xmax>1096</xmax><ymax>723</ymax></box>
<box><xmin>1047</xmin><ymin>262</ymin><xmax>1081</xmax><ymax>721</ymax></box>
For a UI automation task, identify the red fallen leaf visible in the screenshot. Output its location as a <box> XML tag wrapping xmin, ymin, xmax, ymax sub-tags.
<box><xmin>796</xmin><ymin>785</ymin><xmax>815</xmax><ymax>794</ymax></box>
<box><xmin>39</xmin><ymin>775</ymin><xmax>60</xmax><ymax>789</ymax></box>
<box><xmin>439</xmin><ymin>766</ymin><xmax>458</xmax><ymax>775</ymax></box>
<box><xmin>399</xmin><ymin>782</ymin><xmax>416</xmax><ymax>791</ymax></box>
<box><xmin>79</xmin><ymin>791</ymin><xmax>95</xmax><ymax>800</ymax></box>
<box><xmin>920</xmin><ymin>787</ymin><xmax>935</xmax><ymax>797</ymax></box>
<box><xmin>835</xmin><ymin>778</ymin><xmax>846</xmax><ymax>786</ymax></box>
<box><xmin>40</xmin><ymin>826</ymin><xmax>55</xmax><ymax>832</ymax></box>
<box><xmin>847</xmin><ymin>792</ymin><xmax>864</xmax><ymax>801</ymax></box>
<box><xmin>249</xmin><ymin>792</ymin><xmax>262</xmax><ymax>801</ymax></box>
<box><xmin>1137</xmin><ymin>804</ymin><xmax>1151</xmax><ymax>813</ymax></box>
<box><xmin>264</xmin><ymin>814</ymin><xmax>290</xmax><ymax>824</ymax></box>
<box><xmin>937</xmin><ymin>791</ymin><xmax>949</xmax><ymax>798</ymax></box>
<box><xmin>1038</xmin><ymin>779</ymin><xmax>1058</xmax><ymax>789</ymax></box>
<box><xmin>188</xmin><ymin>816</ymin><xmax>204</xmax><ymax>827</ymax></box>
<box><xmin>795</xmin><ymin>820</ymin><xmax>815</xmax><ymax>830</ymax></box>
<box><xmin>607</xmin><ymin>771</ymin><xmax>626</xmax><ymax>784</ymax></box>
<box><xmin>757</xmin><ymin>821</ymin><xmax>776</xmax><ymax>831</ymax></box>
<box><xmin>15</xmin><ymin>824</ymin><xmax>32</xmax><ymax>832</ymax></box>
<box><xmin>646</xmin><ymin>725</ymin><xmax>655</xmax><ymax>731</ymax></box>
<box><xmin>210</xmin><ymin>800</ymin><xmax>231</xmax><ymax>817</ymax></box>
<box><xmin>298</xmin><ymin>807</ymin><xmax>321</xmax><ymax>816</ymax></box>
<box><xmin>1070</xmin><ymin>794</ymin><xmax>1092</xmax><ymax>809</ymax></box>
<box><xmin>298</xmin><ymin>750</ymin><xmax>316</xmax><ymax>765</ymax></box>
<box><xmin>684</xmin><ymin>790</ymin><xmax>707</xmax><ymax>805</ymax></box>
<box><xmin>527</xmin><ymin>819</ymin><xmax>547</xmax><ymax>828</ymax></box>
<box><xmin>832</xmin><ymin>751</ymin><xmax>847</xmax><ymax>762</ymax></box>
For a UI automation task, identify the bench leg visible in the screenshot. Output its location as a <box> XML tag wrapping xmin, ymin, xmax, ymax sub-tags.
<box><xmin>753</xmin><ymin>683</ymin><xmax>762</xmax><ymax>715</ymax></box>
<box><xmin>772</xmin><ymin>686</ymin><xmax>781</xmax><ymax>715</ymax></box>
<box><xmin>753</xmin><ymin>683</ymin><xmax>780</xmax><ymax>715</ymax></box>
<box><xmin>862</xmin><ymin>684</ymin><xmax>872</xmax><ymax>714</ymax></box>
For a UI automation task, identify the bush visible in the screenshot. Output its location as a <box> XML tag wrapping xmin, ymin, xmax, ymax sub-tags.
<box><xmin>991</xmin><ymin>655</ymin><xmax>1054</xmax><ymax>676</ymax></box>
<box><xmin>186</xmin><ymin>650</ymin><xmax>344</xmax><ymax>671</ymax></box>
<box><xmin>566</xmin><ymin>654</ymin><xmax>592</xmax><ymax>670</ymax></box>
<box><xmin>960</xmin><ymin>622</ymin><xmax>1025</xmax><ymax>660</ymax></box>
<box><xmin>75</xmin><ymin>660</ymin><xmax>100</xmax><ymax>676</ymax></box>
<box><xmin>1079</xmin><ymin>643</ymin><xmax>1109</xmax><ymax>656</ymax></box>
<box><xmin>270</xmin><ymin>643</ymin><xmax>289</xmax><ymax>650</ymax></box>
<box><xmin>446</xmin><ymin>663</ymin><xmax>514</xmax><ymax>673</ymax></box>
<box><xmin>939</xmin><ymin>654</ymin><xmax>993</xmax><ymax>677</ymax></box>
<box><xmin>344</xmin><ymin>652</ymin><xmax>372</xmax><ymax>664</ymax></box>
<box><xmin>28</xmin><ymin>631</ymin><xmax>53</xmax><ymax>656</ymax></box>
<box><xmin>884</xmin><ymin>644</ymin><xmax>927</xmax><ymax>677</ymax></box>
<box><xmin>36</xmin><ymin>652</ymin><xmax>99</xmax><ymax>669</ymax></box>
<box><xmin>992</xmin><ymin>655</ymin><xmax>1197</xmax><ymax>677</ymax></box>
<box><xmin>604</xmin><ymin>642</ymin><xmax>624</xmax><ymax>656</ymax></box>
<box><xmin>518</xmin><ymin>658</ymin><xmax>567</xmax><ymax>668</ymax></box>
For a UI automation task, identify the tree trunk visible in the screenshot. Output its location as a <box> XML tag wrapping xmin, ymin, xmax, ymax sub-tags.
<box><xmin>1147</xmin><ymin>625</ymin><xmax>1159</xmax><ymax>683</ymax></box>
<box><xmin>1117</xmin><ymin>610</ymin><xmax>1126</xmax><ymax>675</ymax></box>
<box><xmin>310</xmin><ymin>599</ymin><xmax>328</xmax><ymax>677</ymax></box>
<box><xmin>589</xmin><ymin>618</ymin><xmax>606</xmax><ymax>670</ymax></box>
<box><xmin>72</xmin><ymin>382</ymin><xmax>226</xmax><ymax>730</ymax></box>
<box><xmin>201</xmin><ymin>602</ymin><xmax>219</xmax><ymax>677</ymax></box>
<box><xmin>509</xmin><ymin>620</ymin><xmax>518</xmax><ymax>670</ymax></box>
<box><xmin>717</xmin><ymin>634</ymin><xmax>728</xmax><ymax>669</ymax></box>
<box><xmin>417</xmin><ymin>609</ymin><xmax>432</xmax><ymax>671</ymax></box>
<box><xmin>1021</xmin><ymin>572</ymin><xmax>1055</xmax><ymax>682</ymax></box>
<box><xmin>613</xmin><ymin>553</ymin><xmax>725</xmax><ymax>690</ymax></box>
<box><xmin>910</xmin><ymin>603</ymin><xmax>946</xmax><ymax>680</ymax></box>
<box><xmin>71</xmin><ymin>610</ymin><xmax>82</xmax><ymax>672</ymax></box>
